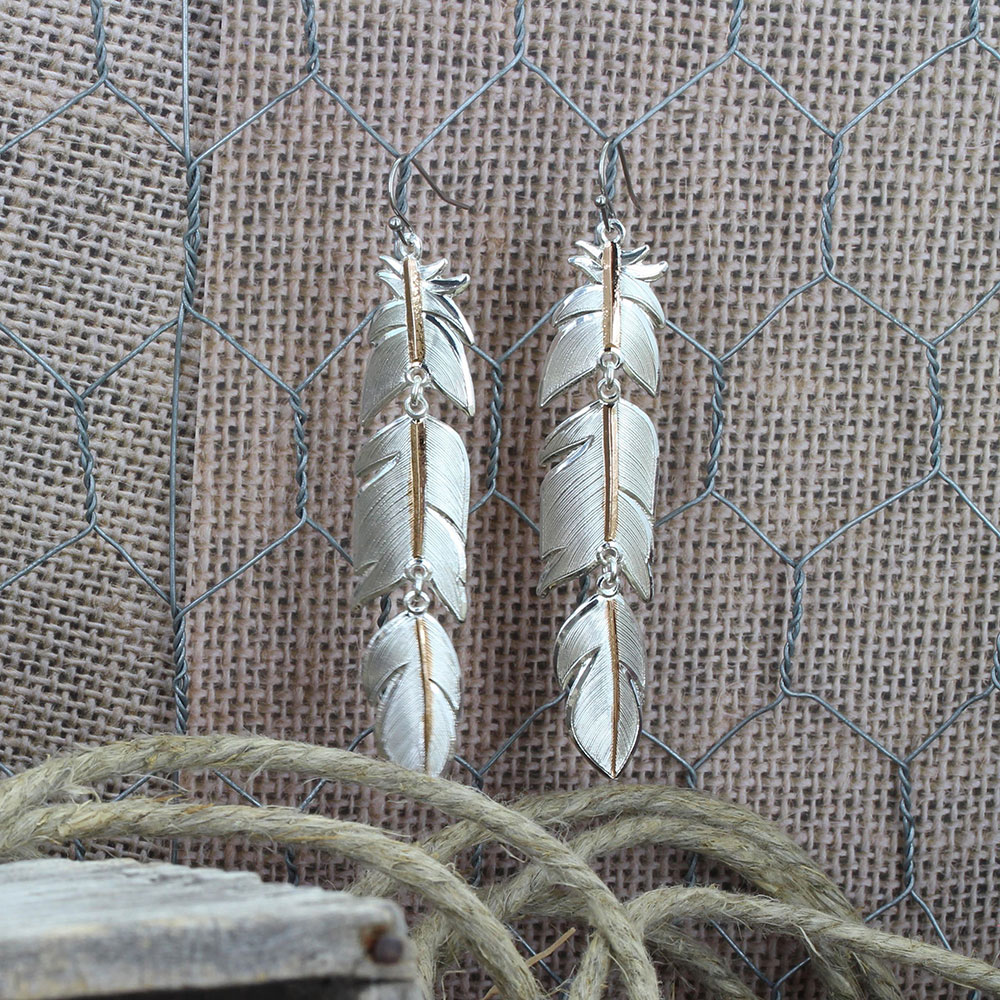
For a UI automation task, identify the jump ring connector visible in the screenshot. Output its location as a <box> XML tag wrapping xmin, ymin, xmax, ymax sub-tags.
<box><xmin>597</xmin><ymin>215</ymin><xmax>626</xmax><ymax>246</ymax></box>
<box><xmin>599</xmin><ymin>348</ymin><xmax>622</xmax><ymax>374</ymax></box>
<box><xmin>596</xmin><ymin>542</ymin><xmax>622</xmax><ymax>597</ymax></box>
<box><xmin>597</xmin><ymin>374</ymin><xmax>621</xmax><ymax>405</ymax></box>
<box><xmin>405</xmin><ymin>362</ymin><xmax>428</xmax><ymax>385</ymax></box>
<box><xmin>404</xmin><ymin>588</ymin><xmax>431</xmax><ymax>615</ymax></box>
<box><xmin>405</xmin><ymin>391</ymin><xmax>428</xmax><ymax>421</ymax></box>
<box><xmin>403</xmin><ymin>559</ymin><xmax>433</xmax><ymax>614</ymax></box>
<box><xmin>405</xmin><ymin>558</ymin><xmax>433</xmax><ymax>586</ymax></box>
<box><xmin>597</xmin><ymin>541</ymin><xmax>621</xmax><ymax>571</ymax></box>
<box><xmin>597</xmin><ymin>347</ymin><xmax>623</xmax><ymax>403</ymax></box>
<box><xmin>597</xmin><ymin>380</ymin><xmax>620</xmax><ymax>405</ymax></box>
<box><xmin>404</xmin><ymin>374</ymin><xmax>429</xmax><ymax>420</ymax></box>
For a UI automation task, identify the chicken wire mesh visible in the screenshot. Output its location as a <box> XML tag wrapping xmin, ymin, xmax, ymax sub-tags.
<box><xmin>1</xmin><ymin>0</ymin><xmax>1000</xmax><ymax>997</ymax></box>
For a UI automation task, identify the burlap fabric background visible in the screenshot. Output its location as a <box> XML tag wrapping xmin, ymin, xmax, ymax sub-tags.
<box><xmin>2</xmin><ymin>2</ymin><xmax>999</xmax><ymax>997</ymax></box>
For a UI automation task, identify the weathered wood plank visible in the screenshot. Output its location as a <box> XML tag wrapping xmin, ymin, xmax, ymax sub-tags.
<box><xmin>0</xmin><ymin>858</ymin><xmax>420</xmax><ymax>1000</ymax></box>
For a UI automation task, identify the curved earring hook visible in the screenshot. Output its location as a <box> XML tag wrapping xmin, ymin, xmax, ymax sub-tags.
<box><xmin>387</xmin><ymin>155</ymin><xmax>414</xmax><ymax>230</ymax></box>
<box><xmin>387</xmin><ymin>153</ymin><xmax>475</xmax><ymax>232</ymax></box>
<box><xmin>598</xmin><ymin>136</ymin><xmax>642</xmax><ymax>215</ymax></box>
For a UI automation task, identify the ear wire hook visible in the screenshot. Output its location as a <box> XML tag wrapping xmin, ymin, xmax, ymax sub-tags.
<box><xmin>598</xmin><ymin>136</ymin><xmax>643</xmax><ymax>216</ymax></box>
<box><xmin>387</xmin><ymin>156</ymin><xmax>417</xmax><ymax>245</ymax></box>
<box><xmin>387</xmin><ymin>153</ymin><xmax>475</xmax><ymax>247</ymax></box>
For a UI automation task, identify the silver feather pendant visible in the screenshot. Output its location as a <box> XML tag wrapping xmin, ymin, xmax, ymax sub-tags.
<box><xmin>362</xmin><ymin>610</ymin><xmax>461</xmax><ymax>775</ymax></box>
<box><xmin>353</xmin><ymin>238</ymin><xmax>473</xmax><ymax>776</ymax></box>
<box><xmin>353</xmin><ymin>413</ymin><xmax>469</xmax><ymax>620</ymax></box>
<box><xmin>361</xmin><ymin>255</ymin><xmax>475</xmax><ymax>425</ymax></box>
<box><xmin>538</xmin><ymin>228</ymin><xmax>666</xmax><ymax>778</ymax></box>
<box><xmin>540</xmin><ymin>240</ymin><xmax>667</xmax><ymax>405</ymax></box>
<box><xmin>539</xmin><ymin>398</ymin><xmax>658</xmax><ymax>599</ymax></box>
<box><xmin>555</xmin><ymin>593</ymin><xmax>646</xmax><ymax>779</ymax></box>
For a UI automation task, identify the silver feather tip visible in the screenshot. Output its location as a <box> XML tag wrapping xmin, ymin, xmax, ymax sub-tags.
<box><xmin>555</xmin><ymin>593</ymin><xmax>646</xmax><ymax>779</ymax></box>
<box><xmin>362</xmin><ymin>610</ymin><xmax>462</xmax><ymax>777</ymax></box>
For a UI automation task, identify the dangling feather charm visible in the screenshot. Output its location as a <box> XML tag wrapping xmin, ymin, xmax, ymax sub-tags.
<box><xmin>540</xmin><ymin>240</ymin><xmax>666</xmax><ymax>404</ymax></box>
<box><xmin>361</xmin><ymin>256</ymin><xmax>475</xmax><ymax>424</ymax></box>
<box><xmin>539</xmin><ymin>227</ymin><xmax>666</xmax><ymax>778</ymax></box>
<box><xmin>353</xmin><ymin>413</ymin><xmax>469</xmax><ymax>620</ymax></box>
<box><xmin>538</xmin><ymin>398</ymin><xmax>657</xmax><ymax>599</ymax></box>
<box><xmin>353</xmin><ymin>240</ymin><xmax>474</xmax><ymax>775</ymax></box>
<box><xmin>555</xmin><ymin>593</ymin><xmax>646</xmax><ymax>779</ymax></box>
<box><xmin>362</xmin><ymin>611</ymin><xmax>461</xmax><ymax>776</ymax></box>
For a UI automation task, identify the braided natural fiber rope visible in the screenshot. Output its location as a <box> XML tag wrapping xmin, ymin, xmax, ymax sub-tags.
<box><xmin>0</xmin><ymin>734</ymin><xmax>996</xmax><ymax>999</ymax></box>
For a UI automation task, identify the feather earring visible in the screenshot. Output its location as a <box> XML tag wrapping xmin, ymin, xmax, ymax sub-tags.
<box><xmin>538</xmin><ymin>198</ymin><xmax>667</xmax><ymax>779</ymax></box>
<box><xmin>353</xmin><ymin>212</ymin><xmax>474</xmax><ymax>776</ymax></box>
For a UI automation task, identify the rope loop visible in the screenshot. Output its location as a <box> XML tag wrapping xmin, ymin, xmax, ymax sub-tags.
<box><xmin>2</xmin><ymin>735</ymin><xmax>998</xmax><ymax>999</ymax></box>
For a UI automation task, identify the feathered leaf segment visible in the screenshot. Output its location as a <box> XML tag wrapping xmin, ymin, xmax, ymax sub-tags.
<box><xmin>354</xmin><ymin>251</ymin><xmax>474</xmax><ymax>775</ymax></box>
<box><xmin>539</xmin><ymin>237</ymin><xmax>667</xmax><ymax>778</ymax></box>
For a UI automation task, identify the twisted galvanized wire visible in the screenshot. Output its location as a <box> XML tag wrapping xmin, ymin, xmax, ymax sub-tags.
<box><xmin>2</xmin><ymin>1</ymin><xmax>1000</xmax><ymax>997</ymax></box>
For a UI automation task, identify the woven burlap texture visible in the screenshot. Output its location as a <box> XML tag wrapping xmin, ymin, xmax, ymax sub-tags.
<box><xmin>0</xmin><ymin>0</ymin><xmax>219</xmax><ymax>756</ymax></box>
<box><xmin>2</xmin><ymin>2</ymin><xmax>999</xmax><ymax>998</ymax></box>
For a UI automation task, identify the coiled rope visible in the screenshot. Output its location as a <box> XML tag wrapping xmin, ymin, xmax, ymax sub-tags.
<box><xmin>0</xmin><ymin>734</ymin><xmax>996</xmax><ymax>999</ymax></box>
